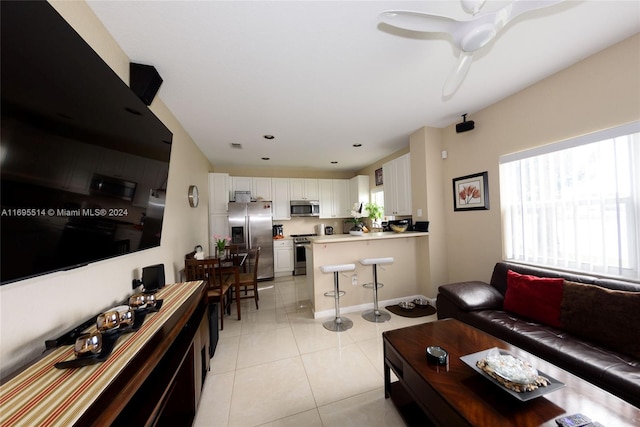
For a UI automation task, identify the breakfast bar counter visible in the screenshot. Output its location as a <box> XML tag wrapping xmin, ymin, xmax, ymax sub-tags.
<box><xmin>307</xmin><ymin>232</ymin><xmax>429</xmax><ymax>318</ymax></box>
<box><xmin>311</xmin><ymin>231</ymin><xmax>427</xmax><ymax>244</ymax></box>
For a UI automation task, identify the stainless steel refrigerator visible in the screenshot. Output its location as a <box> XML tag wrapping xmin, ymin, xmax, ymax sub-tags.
<box><xmin>228</xmin><ymin>201</ymin><xmax>274</xmax><ymax>281</ymax></box>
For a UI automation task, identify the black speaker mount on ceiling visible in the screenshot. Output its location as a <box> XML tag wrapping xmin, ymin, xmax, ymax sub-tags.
<box><xmin>456</xmin><ymin>113</ymin><xmax>475</xmax><ymax>133</ymax></box>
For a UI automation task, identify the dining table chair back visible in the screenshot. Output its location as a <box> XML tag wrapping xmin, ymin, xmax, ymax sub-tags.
<box><xmin>184</xmin><ymin>258</ymin><xmax>233</xmax><ymax>330</ymax></box>
<box><xmin>224</xmin><ymin>247</ymin><xmax>261</xmax><ymax>310</ymax></box>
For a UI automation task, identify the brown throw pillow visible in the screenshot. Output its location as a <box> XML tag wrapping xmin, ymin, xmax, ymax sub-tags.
<box><xmin>561</xmin><ymin>281</ymin><xmax>640</xmax><ymax>359</ymax></box>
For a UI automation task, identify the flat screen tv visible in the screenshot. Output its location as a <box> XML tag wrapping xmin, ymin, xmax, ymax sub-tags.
<box><xmin>0</xmin><ymin>1</ymin><xmax>173</xmax><ymax>285</ymax></box>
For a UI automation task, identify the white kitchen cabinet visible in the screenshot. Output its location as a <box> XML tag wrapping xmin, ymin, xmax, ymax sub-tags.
<box><xmin>252</xmin><ymin>177</ymin><xmax>272</xmax><ymax>201</ymax></box>
<box><xmin>318</xmin><ymin>179</ymin><xmax>333</xmax><ymax>219</ymax></box>
<box><xmin>273</xmin><ymin>239</ymin><xmax>294</xmax><ymax>275</ymax></box>
<box><xmin>271</xmin><ymin>178</ymin><xmax>291</xmax><ymax>220</ymax></box>
<box><xmin>349</xmin><ymin>175</ymin><xmax>369</xmax><ymax>207</ymax></box>
<box><xmin>229</xmin><ymin>176</ymin><xmax>252</xmax><ymax>201</ymax></box>
<box><xmin>208</xmin><ymin>173</ymin><xmax>229</xmax><ymax>214</ymax></box>
<box><xmin>230</xmin><ymin>176</ymin><xmax>272</xmax><ymax>201</ymax></box>
<box><xmin>333</xmin><ymin>179</ymin><xmax>350</xmax><ymax>218</ymax></box>
<box><xmin>318</xmin><ymin>179</ymin><xmax>350</xmax><ymax>219</ymax></box>
<box><xmin>289</xmin><ymin>178</ymin><xmax>319</xmax><ymax>200</ymax></box>
<box><xmin>383</xmin><ymin>153</ymin><xmax>412</xmax><ymax>216</ymax></box>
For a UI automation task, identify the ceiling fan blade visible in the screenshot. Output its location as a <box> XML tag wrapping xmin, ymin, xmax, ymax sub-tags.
<box><xmin>498</xmin><ymin>0</ymin><xmax>565</xmax><ymax>31</ymax></box>
<box><xmin>508</xmin><ymin>0</ymin><xmax>564</xmax><ymax>20</ymax></box>
<box><xmin>378</xmin><ymin>11</ymin><xmax>456</xmax><ymax>34</ymax></box>
<box><xmin>442</xmin><ymin>51</ymin><xmax>474</xmax><ymax>97</ymax></box>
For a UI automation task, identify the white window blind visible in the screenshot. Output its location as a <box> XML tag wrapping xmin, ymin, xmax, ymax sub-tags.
<box><xmin>499</xmin><ymin>122</ymin><xmax>640</xmax><ymax>279</ymax></box>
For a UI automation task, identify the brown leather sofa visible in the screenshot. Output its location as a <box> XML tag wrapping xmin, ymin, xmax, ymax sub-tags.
<box><xmin>436</xmin><ymin>262</ymin><xmax>640</xmax><ymax>407</ymax></box>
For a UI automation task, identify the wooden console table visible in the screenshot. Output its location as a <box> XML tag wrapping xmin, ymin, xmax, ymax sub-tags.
<box><xmin>0</xmin><ymin>281</ymin><xmax>209</xmax><ymax>427</ymax></box>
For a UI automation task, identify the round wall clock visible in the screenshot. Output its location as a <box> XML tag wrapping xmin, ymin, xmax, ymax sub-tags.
<box><xmin>188</xmin><ymin>185</ymin><xmax>199</xmax><ymax>208</ymax></box>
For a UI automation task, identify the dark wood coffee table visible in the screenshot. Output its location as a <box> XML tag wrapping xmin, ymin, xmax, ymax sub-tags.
<box><xmin>383</xmin><ymin>318</ymin><xmax>640</xmax><ymax>427</ymax></box>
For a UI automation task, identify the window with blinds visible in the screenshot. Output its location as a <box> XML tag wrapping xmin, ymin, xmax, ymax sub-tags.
<box><xmin>499</xmin><ymin>122</ymin><xmax>640</xmax><ymax>279</ymax></box>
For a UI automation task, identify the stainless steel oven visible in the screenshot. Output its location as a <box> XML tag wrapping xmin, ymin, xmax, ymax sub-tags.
<box><xmin>292</xmin><ymin>234</ymin><xmax>315</xmax><ymax>275</ymax></box>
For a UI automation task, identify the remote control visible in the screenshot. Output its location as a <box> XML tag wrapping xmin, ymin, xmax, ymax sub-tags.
<box><xmin>555</xmin><ymin>414</ymin><xmax>592</xmax><ymax>427</ymax></box>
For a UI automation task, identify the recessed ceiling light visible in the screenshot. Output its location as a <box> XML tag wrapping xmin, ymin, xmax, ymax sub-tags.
<box><xmin>330</xmin><ymin>161</ymin><xmax>338</xmax><ymax>164</ymax></box>
<box><xmin>261</xmin><ymin>157</ymin><xmax>270</xmax><ymax>161</ymax></box>
<box><xmin>263</xmin><ymin>135</ymin><xmax>275</xmax><ymax>140</ymax></box>
<box><xmin>353</xmin><ymin>143</ymin><xmax>362</xmax><ymax>147</ymax></box>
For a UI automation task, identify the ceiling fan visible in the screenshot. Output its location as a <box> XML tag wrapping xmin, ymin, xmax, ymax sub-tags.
<box><xmin>379</xmin><ymin>0</ymin><xmax>564</xmax><ymax>97</ymax></box>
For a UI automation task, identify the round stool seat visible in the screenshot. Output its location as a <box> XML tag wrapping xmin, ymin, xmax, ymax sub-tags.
<box><xmin>320</xmin><ymin>264</ymin><xmax>355</xmax><ymax>273</ymax></box>
<box><xmin>359</xmin><ymin>257</ymin><xmax>394</xmax><ymax>266</ymax></box>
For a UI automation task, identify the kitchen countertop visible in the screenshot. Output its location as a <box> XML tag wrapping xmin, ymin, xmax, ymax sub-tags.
<box><xmin>310</xmin><ymin>231</ymin><xmax>428</xmax><ymax>244</ymax></box>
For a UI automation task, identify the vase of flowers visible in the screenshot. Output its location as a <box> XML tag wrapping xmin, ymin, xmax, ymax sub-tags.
<box><xmin>214</xmin><ymin>234</ymin><xmax>231</xmax><ymax>258</ymax></box>
<box><xmin>349</xmin><ymin>202</ymin><xmax>364</xmax><ymax>235</ymax></box>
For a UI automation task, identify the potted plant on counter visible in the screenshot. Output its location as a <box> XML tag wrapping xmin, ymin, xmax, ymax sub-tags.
<box><xmin>365</xmin><ymin>202</ymin><xmax>383</xmax><ymax>230</ymax></box>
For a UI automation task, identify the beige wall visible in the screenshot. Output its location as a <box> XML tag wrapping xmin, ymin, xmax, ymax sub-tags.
<box><xmin>410</xmin><ymin>127</ymin><xmax>448</xmax><ymax>297</ymax></box>
<box><xmin>0</xmin><ymin>1</ymin><xmax>212</xmax><ymax>377</ymax></box>
<box><xmin>440</xmin><ymin>34</ymin><xmax>640</xmax><ymax>284</ymax></box>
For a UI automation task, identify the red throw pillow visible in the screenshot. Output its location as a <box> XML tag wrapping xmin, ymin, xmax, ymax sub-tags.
<box><xmin>503</xmin><ymin>270</ymin><xmax>564</xmax><ymax>328</ymax></box>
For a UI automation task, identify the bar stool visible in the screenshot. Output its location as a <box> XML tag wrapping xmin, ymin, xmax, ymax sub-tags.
<box><xmin>320</xmin><ymin>263</ymin><xmax>355</xmax><ymax>332</ymax></box>
<box><xmin>360</xmin><ymin>257</ymin><xmax>394</xmax><ymax>322</ymax></box>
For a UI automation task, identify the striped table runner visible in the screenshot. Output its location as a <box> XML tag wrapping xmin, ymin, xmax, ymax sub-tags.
<box><xmin>0</xmin><ymin>281</ymin><xmax>203</xmax><ymax>427</ymax></box>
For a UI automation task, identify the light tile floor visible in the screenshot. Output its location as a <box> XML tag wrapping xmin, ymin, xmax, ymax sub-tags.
<box><xmin>193</xmin><ymin>275</ymin><xmax>437</xmax><ymax>427</ymax></box>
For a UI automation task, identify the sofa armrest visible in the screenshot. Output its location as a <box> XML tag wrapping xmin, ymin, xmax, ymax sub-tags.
<box><xmin>438</xmin><ymin>281</ymin><xmax>504</xmax><ymax>312</ymax></box>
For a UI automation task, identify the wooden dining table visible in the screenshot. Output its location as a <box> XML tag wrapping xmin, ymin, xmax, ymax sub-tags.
<box><xmin>206</xmin><ymin>253</ymin><xmax>247</xmax><ymax>320</ymax></box>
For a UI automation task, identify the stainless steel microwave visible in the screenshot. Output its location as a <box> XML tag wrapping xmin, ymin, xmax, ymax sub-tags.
<box><xmin>290</xmin><ymin>200</ymin><xmax>320</xmax><ymax>217</ymax></box>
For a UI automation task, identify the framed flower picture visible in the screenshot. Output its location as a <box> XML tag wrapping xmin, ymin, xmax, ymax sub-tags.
<box><xmin>453</xmin><ymin>171</ymin><xmax>489</xmax><ymax>211</ymax></box>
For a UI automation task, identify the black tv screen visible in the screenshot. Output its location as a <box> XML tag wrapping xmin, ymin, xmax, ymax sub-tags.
<box><xmin>0</xmin><ymin>1</ymin><xmax>173</xmax><ymax>285</ymax></box>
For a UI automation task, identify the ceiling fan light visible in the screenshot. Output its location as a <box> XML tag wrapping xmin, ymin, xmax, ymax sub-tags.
<box><xmin>461</xmin><ymin>0</ymin><xmax>486</xmax><ymax>16</ymax></box>
<box><xmin>460</xmin><ymin>23</ymin><xmax>496</xmax><ymax>51</ymax></box>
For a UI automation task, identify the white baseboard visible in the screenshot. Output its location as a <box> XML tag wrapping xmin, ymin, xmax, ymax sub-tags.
<box><xmin>312</xmin><ymin>295</ymin><xmax>437</xmax><ymax>319</ymax></box>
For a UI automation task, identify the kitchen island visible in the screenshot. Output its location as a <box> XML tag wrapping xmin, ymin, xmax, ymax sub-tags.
<box><xmin>306</xmin><ymin>232</ymin><xmax>429</xmax><ymax>318</ymax></box>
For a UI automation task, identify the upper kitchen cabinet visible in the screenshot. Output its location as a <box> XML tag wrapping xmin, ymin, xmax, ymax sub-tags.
<box><xmin>252</xmin><ymin>177</ymin><xmax>272</xmax><ymax>201</ymax></box>
<box><xmin>289</xmin><ymin>178</ymin><xmax>319</xmax><ymax>200</ymax></box>
<box><xmin>319</xmin><ymin>179</ymin><xmax>350</xmax><ymax>219</ymax></box>
<box><xmin>383</xmin><ymin>153</ymin><xmax>412</xmax><ymax>216</ymax></box>
<box><xmin>349</xmin><ymin>175</ymin><xmax>369</xmax><ymax>207</ymax></box>
<box><xmin>230</xmin><ymin>176</ymin><xmax>272</xmax><ymax>201</ymax></box>
<box><xmin>271</xmin><ymin>178</ymin><xmax>291</xmax><ymax>220</ymax></box>
<box><xmin>208</xmin><ymin>173</ymin><xmax>229</xmax><ymax>214</ymax></box>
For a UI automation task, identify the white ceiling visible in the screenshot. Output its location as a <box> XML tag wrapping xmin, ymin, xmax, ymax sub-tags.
<box><xmin>87</xmin><ymin>1</ymin><xmax>640</xmax><ymax>173</ymax></box>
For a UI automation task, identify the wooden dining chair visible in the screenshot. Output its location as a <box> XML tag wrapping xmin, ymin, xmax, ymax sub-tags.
<box><xmin>223</xmin><ymin>247</ymin><xmax>260</xmax><ymax>310</ymax></box>
<box><xmin>185</xmin><ymin>258</ymin><xmax>233</xmax><ymax>330</ymax></box>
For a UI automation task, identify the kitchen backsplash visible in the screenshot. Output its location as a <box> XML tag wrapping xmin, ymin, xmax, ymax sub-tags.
<box><xmin>279</xmin><ymin>217</ymin><xmax>346</xmax><ymax>235</ymax></box>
